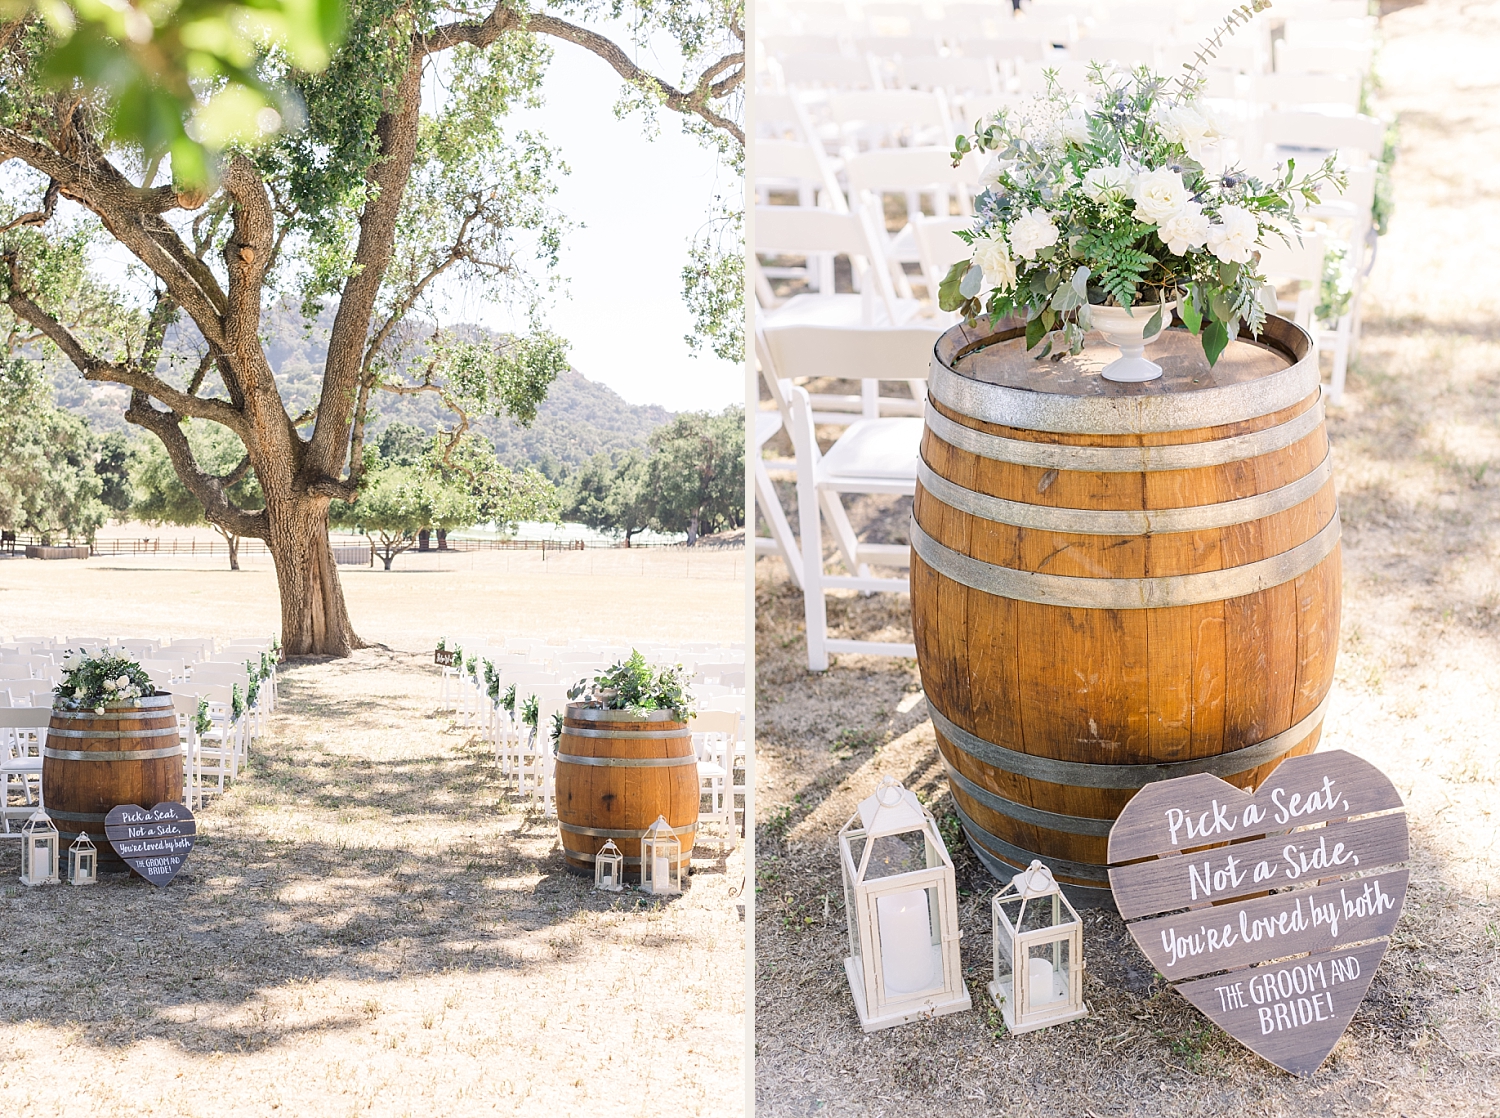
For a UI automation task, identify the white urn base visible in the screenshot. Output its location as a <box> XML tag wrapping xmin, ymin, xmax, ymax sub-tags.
<box><xmin>1091</xmin><ymin>300</ymin><xmax>1178</xmax><ymax>383</ymax></box>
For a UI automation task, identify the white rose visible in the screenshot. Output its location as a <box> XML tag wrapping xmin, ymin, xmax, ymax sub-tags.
<box><xmin>972</xmin><ymin>235</ymin><xmax>1018</xmax><ymax>293</ymax></box>
<box><xmin>1206</xmin><ymin>204</ymin><xmax>1261</xmax><ymax>264</ymax></box>
<box><xmin>1008</xmin><ymin>207</ymin><xmax>1060</xmax><ymax>261</ymax></box>
<box><xmin>1060</xmin><ymin>113</ymin><xmax>1092</xmax><ymax>146</ymax></box>
<box><xmin>1157</xmin><ymin>200</ymin><xmax>1211</xmax><ymax>256</ymax></box>
<box><xmin>1082</xmin><ymin>163</ymin><xmax>1131</xmax><ymax>203</ymax></box>
<box><xmin>1131</xmin><ymin>167</ymin><xmax>1189</xmax><ymax>225</ymax></box>
<box><xmin>116</xmin><ymin>675</ymin><xmax>130</xmax><ymax>689</ymax></box>
<box><xmin>978</xmin><ymin>155</ymin><xmax>1009</xmax><ymax>190</ymax></box>
<box><xmin>1155</xmin><ymin>104</ymin><xmax>1213</xmax><ymax>146</ymax></box>
<box><xmin>103</xmin><ymin>678</ymin><xmax>117</xmax><ymax>691</ymax></box>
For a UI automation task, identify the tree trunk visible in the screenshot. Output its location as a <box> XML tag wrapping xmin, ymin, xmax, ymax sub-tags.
<box><xmin>687</xmin><ymin>512</ymin><xmax>700</xmax><ymax>547</ymax></box>
<box><xmin>228</xmin><ymin>534</ymin><xmax>240</xmax><ymax>571</ymax></box>
<box><xmin>266</xmin><ymin>496</ymin><xmax>360</xmax><ymax>656</ymax></box>
<box><xmin>437</xmin><ymin>528</ymin><xmax>448</xmax><ymax>550</ymax></box>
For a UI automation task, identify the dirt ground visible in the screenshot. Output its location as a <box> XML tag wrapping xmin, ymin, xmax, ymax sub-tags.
<box><xmin>753</xmin><ymin>2</ymin><xmax>1500</xmax><ymax>1114</ymax></box>
<box><xmin>0</xmin><ymin>573</ymin><xmax>745</xmax><ymax>1115</ymax></box>
<box><xmin>0</xmin><ymin>544</ymin><xmax>743</xmax><ymax>652</ymax></box>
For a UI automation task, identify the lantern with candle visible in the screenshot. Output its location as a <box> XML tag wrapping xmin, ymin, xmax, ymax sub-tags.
<box><xmin>67</xmin><ymin>832</ymin><xmax>99</xmax><ymax>886</ymax></box>
<box><xmin>838</xmin><ymin>776</ymin><xmax>970</xmax><ymax>1031</ymax></box>
<box><xmin>640</xmin><ymin>816</ymin><xmax>682</xmax><ymax>895</ymax></box>
<box><xmin>594</xmin><ymin>839</ymin><xmax>625</xmax><ymax>891</ymax></box>
<box><xmin>19</xmin><ymin>810</ymin><xmax>61</xmax><ymax>887</ymax></box>
<box><xmin>990</xmin><ymin>860</ymin><xmax>1089</xmax><ymax>1033</ymax></box>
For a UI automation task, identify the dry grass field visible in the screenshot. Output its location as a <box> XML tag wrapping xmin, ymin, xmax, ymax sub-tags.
<box><xmin>0</xmin><ymin>552</ymin><xmax>745</xmax><ymax>1117</ymax></box>
<box><xmin>754</xmin><ymin>2</ymin><xmax>1500</xmax><ymax>1114</ymax></box>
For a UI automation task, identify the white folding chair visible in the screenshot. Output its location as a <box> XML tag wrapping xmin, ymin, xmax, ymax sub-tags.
<box><xmin>910</xmin><ymin>212</ymin><xmax>975</xmax><ymax>305</ymax></box>
<box><xmin>0</xmin><ymin>707</ymin><xmax>49</xmax><ymax>831</ymax></box>
<box><xmin>171</xmin><ymin>693</ymin><xmax>204</xmax><ymax>810</ymax></box>
<box><xmin>754</xmin><ymin>408</ymin><xmax>805</xmax><ymax>589</ymax></box>
<box><xmin>1257</xmin><ymin>227</ymin><xmax>1326</xmax><ymax>333</ymax></box>
<box><xmin>196</xmin><ymin>683</ymin><xmax>244</xmax><ymax>791</ymax></box>
<box><xmin>844</xmin><ymin>150</ymin><xmax>980</xmax><ymax>270</ymax></box>
<box><xmin>826</xmin><ymin>88</ymin><xmax>957</xmax><ymax>151</ymax></box>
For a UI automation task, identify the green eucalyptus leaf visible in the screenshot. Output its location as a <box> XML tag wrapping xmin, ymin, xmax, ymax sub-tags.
<box><xmin>1180</xmin><ymin>293</ymin><xmax>1202</xmax><ymax>335</ymax></box>
<box><xmin>1203</xmin><ymin>319</ymin><xmax>1230</xmax><ymax>366</ymax></box>
<box><xmin>959</xmin><ymin>263</ymin><xmax>984</xmax><ymax>299</ymax></box>
<box><xmin>1025</xmin><ymin>315</ymin><xmax>1048</xmax><ymax>352</ymax></box>
<box><xmin>1142</xmin><ymin>305</ymin><xmax>1163</xmax><ymax>340</ymax></box>
<box><xmin>938</xmin><ymin>259</ymin><xmax>970</xmax><ymax>312</ymax></box>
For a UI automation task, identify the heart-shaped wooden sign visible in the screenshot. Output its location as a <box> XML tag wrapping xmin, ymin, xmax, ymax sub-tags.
<box><xmin>104</xmin><ymin>802</ymin><xmax>197</xmax><ymax>887</ymax></box>
<box><xmin>1107</xmin><ymin>750</ymin><xmax>1408</xmax><ymax>1077</ymax></box>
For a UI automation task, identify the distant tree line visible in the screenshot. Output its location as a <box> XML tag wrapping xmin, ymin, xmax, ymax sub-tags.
<box><xmin>0</xmin><ymin>362</ymin><xmax>745</xmax><ymax>561</ymax></box>
<box><xmin>562</xmin><ymin>405</ymin><xmax>744</xmax><ymax>546</ymax></box>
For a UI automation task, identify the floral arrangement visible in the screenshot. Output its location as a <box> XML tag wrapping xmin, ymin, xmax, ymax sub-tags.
<box><xmin>521</xmin><ymin>692</ymin><xmax>539</xmax><ymax>729</ymax></box>
<box><xmin>484</xmin><ymin>659</ymin><xmax>500</xmax><ymax>702</ymax></box>
<box><xmin>501</xmin><ymin>681</ymin><xmax>517</xmax><ymax>714</ymax></box>
<box><xmin>54</xmin><ymin>650</ymin><xmax>158</xmax><ymax>714</ymax></box>
<box><xmin>195</xmin><ymin>697</ymin><xmax>212</xmax><ymax>736</ymax></box>
<box><xmin>942</xmin><ymin>4</ymin><xmax>1345</xmax><ymax>366</ymax></box>
<box><xmin>568</xmin><ymin>650</ymin><xmax>695</xmax><ymax>720</ymax></box>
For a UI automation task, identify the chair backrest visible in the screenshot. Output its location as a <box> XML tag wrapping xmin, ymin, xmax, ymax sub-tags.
<box><xmin>1281</xmin><ymin>16</ymin><xmax>1377</xmax><ymax>45</ymax></box>
<box><xmin>165</xmin><ymin>638</ymin><xmax>214</xmax><ymax>663</ymax></box>
<box><xmin>778</xmin><ymin>54</ymin><xmax>879</xmax><ymax>90</ymax></box>
<box><xmin>828</xmin><ymin>88</ymin><xmax>953</xmax><ymax>134</ymax></box>
<box><xmin>1253</xmin><ymin>71</ymin><xmax>1361</xmax><ymax>112</ymax></box>
<box><xmin>1273</xmin><ymin>39</ymin><xmax>1373</xmax><ymax>77</ymax></box>
<box><xmin>855</xmin><ymin>34</ymin><xmax>939</xmax><ymax>58</ymax></box>
<box><xmin>690</xmin><ymin>710</ymin><xmax>740</xmax><ymax>736</ymax></box>
<box><xmin>1262</xmin><ymin>111</ymin><xmax>1383</xmax><ymax>163</ymax></box>
<box><xmin>754</xmin><ymin>204</ymin><xmax>904</xmax><ymax>323</ymax></box>
<box><xmin>956</xmin><ymin>35</ymin><xmax>1048</xmax><ymax>64</ymax></box>
<box><xmin>754</xmin><ymin>139</ymin><xmax>850</xmax><ymax>213</ymax></box>
<box><xmin>763</xmin><ymin>34</ymin><xmax>843</xmax><ymax>57</ymax></box>
<box><xmin>1071</xmin><ymin>36</ymin><xmax>1157</xmax><ymax>67</ymax></box>
<box><xmin>0</xmin><ymin>707</ymin><xmax>51</xmax><ymax>728</ymax></box>
<box><xmin>706</xmin><ymin>695</ymin><xmax>747</xmax><ymax>714</ymax></box>
<box><xmin>911</xmin><ymin>212</ymin><xmax>975</xmax><ymax>295</ymax></box>
<box><xmin>0</xmin><ymin>664</ymin><xmax>30</xmax><ymax>680</ymax></box>
<box><xmin>753</xmin><ymin>91</ymin><xmax>820</xmax><ymax>144</ymax></box>
<box><xmin>1258</xmin><ymin>228</ymin><xmax>1326</xmax><ymax>285</ymax></box>
<box><xmin>843</xmin><ymin>147</ymin><xmax>978</xmax><ymax>194</ymax></box>
<box><xmin>759</xmin><ymin>322</ymin><xmax>941</xmax><ymax>387</ymax></box>
<box><xmin>898</xmin><ymin>54</ymin><xmax>998</xmax><ymax>94</ymax></box>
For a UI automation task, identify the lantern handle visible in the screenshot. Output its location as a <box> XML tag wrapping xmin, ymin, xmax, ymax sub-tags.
<box><xmin>874</xmin><ymin>776</ymin><xmax>905</xmax><ymax>807</ymax></box>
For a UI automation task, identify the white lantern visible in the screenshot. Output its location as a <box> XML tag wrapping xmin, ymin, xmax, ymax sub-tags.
<box><xmin>990</xmin><ymin>860</ymin><xmax>1089</xmax><ymax>1033</ymax></box>
<box><xmin>68</xmin><ymin>832</ymin><xmax>99</xmax><ymax>886</ymax></box>
<box><xmin>19</xmin><ymin>810</ymin><xmax>60</xmax><ymax>887</ymax></box>
<box><xmin>838</xmin><ymin>776</ymin><xmax>971</xmax><ymax>1031</ymax></box>
<box><xmin>640</xmin><ymin>816</ymin><xmax>682</xmax><ymax>895</ymax></box>
<box><xmin>594</xmin><ymin>839</ymin><xmax>625</xmax><ymax>891</ymax></box>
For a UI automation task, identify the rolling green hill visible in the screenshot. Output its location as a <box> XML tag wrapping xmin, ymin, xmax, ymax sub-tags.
<box><xmin>49</xmin><ymin>302</ymin><xmax>673</xmax><ymax>477</ymax></box>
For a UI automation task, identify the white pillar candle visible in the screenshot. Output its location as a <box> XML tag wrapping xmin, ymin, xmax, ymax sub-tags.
<box><xmin>1028</xmin><ymin>956</ymin><xmax>1055</xmax><ymax>1006</ymax></box>
<box><xmin>653</xmin><ymin>855</ymin><xmax>669</xmax><ymax>889</ymax></box>
<box><xmin>876</xmin><ymin>888</ymin><xmax>937</xmax><ymax>995</ymax></box>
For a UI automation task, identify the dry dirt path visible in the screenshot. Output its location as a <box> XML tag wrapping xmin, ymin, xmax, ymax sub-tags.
<box><xmin>0</xmin><ymin>650</ymin><xmax>745</xmax><ymax>1118</ymax></box>
<box><xmin>754</xmin><ymin>3</ymin><xmax>1500</xmax><ymax>1114</ymax></box>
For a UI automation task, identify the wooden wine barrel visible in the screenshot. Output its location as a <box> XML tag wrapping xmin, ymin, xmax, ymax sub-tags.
<box><xmin>43</xmin><ymin>694</ymin><xmax>182</xmax><ymax>872</ymax></box>
<box><xmin>555</xmin><ymin>704</ymin><xmax>698</xmax><ymax>878</ymax></box>
<box><xmin>912</xmin><ymin>316</ymin><xmax>1340</xmax><ymax>906</ymax></box>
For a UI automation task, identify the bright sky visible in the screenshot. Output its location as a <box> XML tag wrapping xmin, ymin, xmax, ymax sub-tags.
<box><xmin>433</xmin><ymin>32</ymin><xmax>743</xmax><ymax>414</ymax></box>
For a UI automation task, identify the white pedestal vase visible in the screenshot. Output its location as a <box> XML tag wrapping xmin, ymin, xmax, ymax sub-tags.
<box><xmin>1090</xmin><ymin>300</ymin><xmax>1178</xmax><ymax>383</ymax></box>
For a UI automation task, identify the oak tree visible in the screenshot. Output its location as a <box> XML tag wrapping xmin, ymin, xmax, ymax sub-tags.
<box><xmin>0</xmin><ymin>0</ymin><xmax>742</xmax><ymax>654</ymax></box>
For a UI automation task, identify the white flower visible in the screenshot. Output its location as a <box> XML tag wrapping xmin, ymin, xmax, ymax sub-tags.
<box><xmin>1131</xmin><ymin>167</ymin><xmax>1190</xmax><ymax>224</ymax></box>
<box><xmin>978</xmin><ymin>155</ymin><xmax>1009</xmax><ymax>190</ymax></box>
<box><xmin>1008</xmin><ymin>207</ymin><xmax>1060</xmax><ymax>260</ymax></box>
<box><xmin>61</xmin><ymin>650</ymin><xmax>80</xmax><ymax>669</ymax></box>
<box><xmin>1060</xmin><ymin>113</ymin><xmax>1092</xmax><ymax>146</ymax></box>
<box><xmin>1157</xmin><ymin>200</ymin><xmax>1211</xmax><ymax>256</ymax></box>
<box><xmin>103</xmin><ymin>678</ymin><xmax>118</xmax><ymax>691</ymax></box>
<box><xmin>1082</xmin><ymin>163</ymin><xmax>1131</xmax><ymax>203</ymax></box>
<box><xmin>1206</xmin><ymin>204</ymin><xmax>1261</xmax><ymax>264</ymax></box>
<box><xmin>1155</xmin><ymin>104</ymin><xmax>1214</xmax><ymax>146</ymax></box>
<box><xmin>116</xmin><ymin>675</ymin><xmax>130</xmax><ymax>689</ymax></box>
<box><xmin>972</xmin><ymin>235</ymin><xmax>1018</xmax><ymax>293</ymax></box>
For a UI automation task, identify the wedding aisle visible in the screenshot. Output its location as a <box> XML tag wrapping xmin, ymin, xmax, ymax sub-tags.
<box><xmin>0</xmin><ymin>649</ymin><xmax>745</xmax><ymax>1117</ymax></box>
<box><xmin>754</xmin><ymin>0</ymin><xmax>1500</xmax><ymax>1113</ymax></box>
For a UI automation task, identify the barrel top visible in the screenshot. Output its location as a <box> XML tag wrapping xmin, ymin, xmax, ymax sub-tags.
<box><xmin>932</xmin><ymin>316</ymin><xmax>1316</xmax><ymax>434</ymax></box>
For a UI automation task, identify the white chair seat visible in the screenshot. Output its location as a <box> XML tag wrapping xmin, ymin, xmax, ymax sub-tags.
<box><xmin>819</xmin><ymin>417</ymin><xmax>924</xmax><ymax>485</ymax></box>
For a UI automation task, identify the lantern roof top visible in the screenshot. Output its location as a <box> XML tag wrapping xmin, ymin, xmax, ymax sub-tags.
<box><xmin>22</xmin><ymin>810</ymin><xmax>56</xmax><ymax>834</ymax></box>
<box><xmin>853</xmin><ymin>777</ymin><xmax>931</xmax><ymax>838</ymax></box>
<box><xmin>643</xmin><ymin>815</ymin><xmax>677</xmax><ymax>840</ymax></box>
<box><xmin>1001</xmin><ymin>860</ymin><xmax>1060</xmax><ymax>900</ymax></box>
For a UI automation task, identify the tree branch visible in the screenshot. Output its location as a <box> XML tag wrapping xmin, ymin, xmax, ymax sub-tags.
<box><xmin>0</xmin><ymin>178</ymin><xmax>58</xmax><ymax>234</ymax></box>
<box><xmin>2</xmin><ymin>253</ymin><xmax>247</xmax><ymax>431</ymax></box>
<box><xmin>124</xmin><ymin>392</ymin><xmax>269</xmax><ymax>540</ymax></box>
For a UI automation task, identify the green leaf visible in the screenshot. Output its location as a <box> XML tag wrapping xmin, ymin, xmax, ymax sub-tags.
<box><xmin>1202</xmin><ymin>319</ymin><xmax>1230</xmax><ymax>366</ymax></box>
<box><xmin>1218</xmin><ymin>262</ymin><xmax>1241</xmax><ymax>287</ymax></box>
<box><xmin>938</xmin><ymin>260</ymin><xmax>970</xmax><ymax>312</ymax></box>
<box><xmin>959</xmin><ymin>263</ymin><xmax>983</xmax><ymax>299</ymax></box>
<box><xmin>1040</xmin><ymin>307</ymin><xmax>1056</xmax><ymax>330</ymax></box>
<box><xmin>1180</xmin><ymin>293</ymin><xmax>1202</xmax><ymax>335</ymax></box>
<box><xmin>1210</xmin><ymin>290</ymin><xmax>1236</xmax><ymax>324</ymax></box>
<box><xmin>1025</xmin><ymin>315</ymin><xmax>1048</xmax><ymax>352</ymax></box>
<box><xmin>1142</xmin><ymin>305</ymin><xmax>1163</xmax><ymax>340</ymax></box>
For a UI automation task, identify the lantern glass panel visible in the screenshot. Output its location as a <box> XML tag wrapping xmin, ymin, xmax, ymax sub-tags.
<box><xmin>861</xmin><ymin>831</ymin><xmax>928</xmax><ymax>880</ymax></box>
<box><xmin>843</xmin><ymin>863</ymin><xmax>862</xmax><ymax>964</ymax></box>
<box><xmin>1018</xmin><ymin>893</ymin><xmax>1065</xmax><ymax>934</ymax></box>
<box><xmin>1024</xmin><ymin>939</ymin><xmax>1070</xmax><ymax>1008</ymax></box>
<box><xmin>34</xmin><ymin>839</ymin><xmax>54</xmax><ymax>878</ymax></box>
<box><xmin>874</xmin><ymin>884</ymin><xmax>942</xmax><ymax>998</ymax></box>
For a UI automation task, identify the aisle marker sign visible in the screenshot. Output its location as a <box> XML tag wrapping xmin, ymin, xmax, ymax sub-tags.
<box><xmin>1107</xmin><ymin>750</ymin><xmax>1409</xmax><ymax>1077</ymax></box>
<box><xmin>104</xmin><ymin>802</ymin><xmax>197</xmax><ymax>887</ymax></box>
